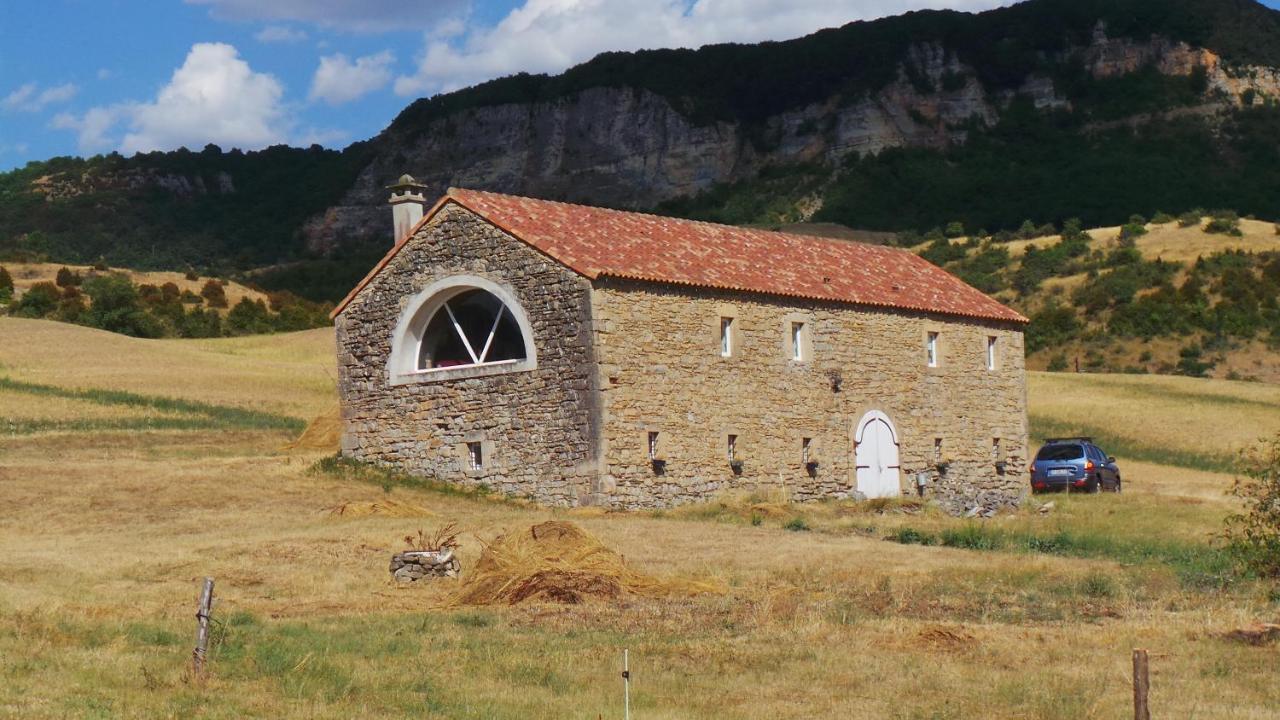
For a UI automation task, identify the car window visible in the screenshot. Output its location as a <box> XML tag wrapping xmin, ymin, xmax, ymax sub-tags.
<box><xmin>1037</xmin><ymin>444</ymin><xmax>1084</xmax><ymax>461</ymax></box>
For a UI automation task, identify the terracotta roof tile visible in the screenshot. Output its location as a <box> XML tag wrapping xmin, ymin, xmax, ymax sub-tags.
<box><xmin>332</xmin><ymin>188</ymin><xmax>1028</xmax><ymax>324</ymax></box>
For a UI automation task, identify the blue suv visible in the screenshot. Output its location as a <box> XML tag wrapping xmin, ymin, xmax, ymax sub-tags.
<box><xmin>1030</xmin><ymin>437</ymin><xmax>1121</xmax><ymax>494</ymax></box>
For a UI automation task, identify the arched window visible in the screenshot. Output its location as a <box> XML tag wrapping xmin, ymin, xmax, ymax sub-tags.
<box><xmin>388</xmin><ymin>276</ymin><xmax>537</xmax><ymax>385</ymax></box>
<box><xmin>417</xmin><ymin>288</ymin><xmax>527</xmax><ymax>370</ymax></box>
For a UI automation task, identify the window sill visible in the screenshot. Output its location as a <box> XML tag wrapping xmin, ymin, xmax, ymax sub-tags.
<box><xmin>389</xmin><ymin>358</ymin><xmax>535</xmax><ymax>386</ymax></box>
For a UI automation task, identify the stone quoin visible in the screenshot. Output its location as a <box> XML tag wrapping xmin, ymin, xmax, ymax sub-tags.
<box><xmin>332</xmin><ymin>179</ymin><xmax>1030</xmax><ymax>512</ymax></box>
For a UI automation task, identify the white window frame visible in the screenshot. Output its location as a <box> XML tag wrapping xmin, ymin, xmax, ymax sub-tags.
<box><xmin>986</xmin><ymin>336</ymin><xmax>998</xmax><ymax>371</ymax></box>
<box><xmin>727</xmin><ymin>434</ymin><xmax>738</xmax><ymax>462</ymax></box>
<box><xmin>927</xmin><ymin>332</ymin><xmax>940</xmax><ymax>368</ymax></box>
<box><xmin>802</xmin><ymin>437</ymin><xmax>812</xmax><ymax>464</ymax></box>
<box><xmin>720</xmin><ymin>317</ymin><xmax>734</xmax><ymax>358</ymax></box>
<box><xmin>467</xmin><ymin>441</ymin><xmax>483</xmax><ymax>470</ymax></box>
<box><xmin>387</xmin><ymin>275</ymin><xmax>538</xmax><ymax>386</ymax></box>
<box><xmin>648</xmin><ymin>431</ymin><xmax>660</xmax><ymax>461</ymax></box>
<box><xmin>791</xmin><ymin>322</ymin><xmax>806</xmax><ymax>362</ymax></box>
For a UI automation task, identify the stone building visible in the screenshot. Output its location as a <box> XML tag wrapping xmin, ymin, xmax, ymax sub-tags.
<box><xmin>332</xmin><ymin>179</ymin><xmax>1030</xmax><ymax>511</ymax></box>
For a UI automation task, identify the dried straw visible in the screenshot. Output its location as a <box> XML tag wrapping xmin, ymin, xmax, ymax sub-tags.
<box><xmin>452</xmin><ymin>521</ymin><xmax>721</xmax><ymax>605</ymax></box>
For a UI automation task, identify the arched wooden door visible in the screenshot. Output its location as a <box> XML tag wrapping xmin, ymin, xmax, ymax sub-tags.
<box><xmin>855</xmin><ymin>411</ymin><xmax>901</xmax><ymax>499</ymax></box>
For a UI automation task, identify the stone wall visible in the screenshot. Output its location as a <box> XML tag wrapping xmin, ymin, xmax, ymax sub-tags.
<box><xmin>335</xmin><ymin>204</ymin><xmax>600</xmax><ymax>505</ymax></box>
<box><xmin>589</xmin><ymin>279</ymin><xmax>1028</xmax><ymax>511</ymax></box>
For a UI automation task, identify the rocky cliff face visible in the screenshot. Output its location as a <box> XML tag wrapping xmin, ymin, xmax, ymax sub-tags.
<box><xmin>305</xmin><ymin>26</ymin><xmax>1280</xmax><ymax>254</ymax></box>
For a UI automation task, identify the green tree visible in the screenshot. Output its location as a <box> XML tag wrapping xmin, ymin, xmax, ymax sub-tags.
<box><xmin>10</xmin><ymin>281</ymin><xmax>60</xmax><ymax>318</ymax></box>
<box><xmin>226</xmin><ymin>297</ymin><xmax>273</xmax><ymax>335</ymax></box>
<box><xmin>82</xmin><ymin>274</ymin><xmax>163</xmax><ymax>338</ymax></box>
<box><xmin>944</xmin><ymin>221</ymin><xmax>966</xmax><ymax>238</ymax></box>
<box><xmin>0</xmin><ymin>265</ymin><xmax>12</xmax><ymax>303</ymax></box>
<box><xmin>1225</xmin><ymin>433</ymin><xmax>1280</xmax><ymax>578</ymax></box>
<box><xmin>55</xmin><ymin>267</ymin><xmax>82</xmax><ymax>287</ymax></box>
<box><xmin>177</xmin><ymin>306</ymin><xmax>223</xmax><ymax>338</ymax></box>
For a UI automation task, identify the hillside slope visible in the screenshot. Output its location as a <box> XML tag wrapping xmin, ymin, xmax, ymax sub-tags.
<box><xmin>917</xmin><ymin>214</ymin><xmax>1280</xmax><ymax>381</ymax></box>
<box><xmin>4</xmin><ymin>0</ymin><xmax>1280</xmax><ymax>302</ymax></box>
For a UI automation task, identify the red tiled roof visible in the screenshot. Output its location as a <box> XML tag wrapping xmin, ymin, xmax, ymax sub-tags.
<box><xmin>332</xmin><ymin>188</ymin><xmax>1027</xmax><ymax>324</ymax></box>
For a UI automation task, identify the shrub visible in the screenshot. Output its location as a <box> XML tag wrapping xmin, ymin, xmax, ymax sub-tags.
<box><xmin>184</xmin><ymin>269</ymin><xmax>199</xmax><ymax>281</ymax></box>
<box><xmin>1225</xmin><ymin>433</ymin><xmax>1280</xmax><ymax>578</ymax></box>
<box><xmin>1151</xmin><ymin>211</ymin><xmax>1175</xmax><ymax>224</ymax></box>
<box><xmin>200</xmin><ymin>279</ymin><xmax>228</xmax><ymax>308</ymax></box>
<box><xmin>1204</xmin><ymin>210</ymin><xmax>1243</xmax><ymax>237</ymax></box>
<box><xmin>1119</xmin><ymin>223</ymin><xmax>1148</xmax><ymax>241</ymax></box>
<box><xmin>1026</xmin><ymin>300</ymin><xmax>1081</xmax><ymax>353</ymax></box>
<box><xmin>783</xmin><ymin>517</ymin><xmax>810</xmax><ymax>532</ymax></box>
<box><xmin>944</xmin><ymin>221</ymin><xmax>966</xmax><ymax>238</ymax></box>
<box><xmin>1047</xmin><ymin>354</ymin><xmax>1069</xmax><ymax>372</ymax></box>
<box><xmin>92</xmin><ymin>257</ymin><xmax>109</xmax><ymax>272</ymax></box>
<box><xmin>1128</xmin><ymin>214</ymin><xmax>1147</xmax><ymax>226</ymax></box>
<box><xmin>10</xmin><ymin>281</ymin><xmax>60</xmax><ymax>318</ymax></box>
<box><xmin>180</xmin><ymin>289</ymin><xmax>203</xmax><ymax>304</ymax></box>
<box><xmin>55</xmin><ymin>267</ymin><xmax>82</xmax><ymax>287</ymax></box>
<box><xmin>1178</xmin><ymin>210</ymin><xmax>1204</xmax><ymax>228</ymax></box>
<box><xmin>0</xmin><ymin>265</ymin><xmax>12</xmax><ymax>303</ymax></box>
<box><xmin>1177</xmin><ymin>342</ymin><xmax>1215</xmax><ymax>377</ymax></box>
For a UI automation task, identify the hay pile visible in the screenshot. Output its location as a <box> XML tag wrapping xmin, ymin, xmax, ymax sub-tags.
<box><xmin>324</xmin><ymin>499</ymin><xmax>435</xmax><ymax>518</ymax></box>
<box><xmin>452</xmin><ymin>521</ymin><xmax>720</xmax><ymax>606</ymax></box>
<box><xmin>284</xmin><ymin>404</ymin><xmax>342</xmax><ymax>451</ymax></box>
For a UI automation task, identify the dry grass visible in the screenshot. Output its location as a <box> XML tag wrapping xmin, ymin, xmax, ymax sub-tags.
<box><xmin>0</xmin><ymin>317</ymin><xmax>334</xmax><ymax>418</ymax></box>
<box><xmin>1</xmin><ymin>321</ymin><xmax>1278</xmax><ymax>718</ymax></box>
<box><xmin>452</xmin><ymin>521</ymin><xmax>721</xmax><ymax>606</ymax></box>
<box><xmin>999</xmin><ymin>218</ymin><xmax>1280</xmax><ymax>262</ymax></box>
<box><xmin>1029</xmin><ymin>371</ymin><xmax>1280</xmax><ymax>472</ymax></box>
<box><xmin>5</xmin><ymin>261</ymin><xmax>270</xmax><ymax>312</ymax></box>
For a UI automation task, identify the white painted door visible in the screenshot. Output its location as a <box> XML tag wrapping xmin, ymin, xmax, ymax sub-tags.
<box><xmin>856</xmin><ymin>414</ymin><xmax>901</xmax><ymax>499</ymax></box>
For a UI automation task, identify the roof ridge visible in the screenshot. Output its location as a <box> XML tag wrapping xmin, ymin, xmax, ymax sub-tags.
<box><xmin>447</xmin><ymin>186</ymin><xmax>908</xmax><ymax>256</ymax></box>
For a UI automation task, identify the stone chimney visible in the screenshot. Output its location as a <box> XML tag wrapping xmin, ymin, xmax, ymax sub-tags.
<box><xmin>387</xmin><ymin>174</ymin><xmax>429</xmax><ymax>245</ymax></box>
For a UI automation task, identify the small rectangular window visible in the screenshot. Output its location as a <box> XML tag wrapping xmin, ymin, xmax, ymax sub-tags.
<box><xmin>986</xmin><ymin>336</ymin><xmax>997</xmax><ymax>371</ymax></box>
<box><xmin>802</xmin><ymin>437</ymin><xmax>812</xmax><ymax>463</ymax></box>
<box><xmin>467</xmin><ymin>441</ymin><xmax>483</xmax><ymax>470</ymax></box>
<box><xmin>927</xmin><ymin>332</ymin><xmax>940</xmax><ymax>367</ymax></box>
<box><xmin>720</xmin><ymin>317</ymin><xmax>734</xmax><ymax>357</ymax></box>
<box><xmin>727</xmin><ymin>434</ymin><xmax>737</xmax><ymax>461</ymax></box>
<box><xmin>992</xmin><ymin>437</ymin><xmax>1002</xmax><ymax>460</ymax></box>
<box><xmin>648</xmin><ymin>431</ymin><xmax>659</xmax><ymax>461</ymax></box>
<box><xmin>791</xmin><ymin>322</ymin><xmax>806</xmax><ymax>361</ymax></box>
<box><xmin>934</xmin><ymin>437</ymin><xmax>943</xmax><ymax>462</ymax></box>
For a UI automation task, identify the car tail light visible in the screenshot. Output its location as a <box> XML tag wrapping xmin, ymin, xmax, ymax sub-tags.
<box><xmin>1086</xmin><ymin>460</ymin><xmax>1095</xmax><ymax>471</ymax></box>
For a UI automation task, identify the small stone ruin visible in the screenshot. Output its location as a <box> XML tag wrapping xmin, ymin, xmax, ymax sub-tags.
<box><xmin>390</xmin><ymin>549</ymin><xmax>460</xmax><ymax>583</ymax></box>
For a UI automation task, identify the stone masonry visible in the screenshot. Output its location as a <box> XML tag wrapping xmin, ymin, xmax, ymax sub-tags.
<box><xmin>336</xmin><ymin>204</ymin><xmax>601</xmax><ymax>506</ymax></box>
<box><xmin>335</xmin><ymin>201</ymin><xmax>1029</xmax><ymax>512</ymax></box>
<box><xmin>590</xmin><ymin>279</ymin><xmax>1028</xmax><ymax>511</ymax></box>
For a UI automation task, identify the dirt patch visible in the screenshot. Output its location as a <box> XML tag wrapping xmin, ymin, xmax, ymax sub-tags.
<box><xmin>915</xmin><ymin>624</ymin><xmax>978</xmax><ymax>652</ymax></box>
<box><xmin>452</xmin><ymin>521</ymin><xmax>721</xmax><ymax>606</ymax></box>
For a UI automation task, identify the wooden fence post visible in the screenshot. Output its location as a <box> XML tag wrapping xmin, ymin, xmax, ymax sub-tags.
<box><xmin>1133</xmin><ymin>648</ymin><xmax>1150</xmax><ymax>720</ymax></box>
<box><xmin>192</xmin><ymin>577</ymin><xmax>215</xmax><ymax>680</ymax></box>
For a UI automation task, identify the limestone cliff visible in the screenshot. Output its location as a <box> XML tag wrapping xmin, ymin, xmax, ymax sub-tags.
<box><xmin>304</xmin><ymin>26</ymin><xmax>1280</xmax><ymax>254</ymax></box>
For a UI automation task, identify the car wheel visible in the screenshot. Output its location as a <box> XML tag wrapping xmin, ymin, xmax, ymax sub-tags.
<box><xmin>1088</xmin><ymin>476</ymin><xmax>1101</xmax><ymax>494</ymax></box>
<box><xmin>1115</xmin><ymin>477</ymin><xmax>1122</xmax><ymax>494</ymax></box>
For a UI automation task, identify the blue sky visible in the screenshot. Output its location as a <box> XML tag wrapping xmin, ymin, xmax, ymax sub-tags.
<box><xmin>3</xmin><ymin>0</ymin><xmax>1279</xmax><ymax>171</ymax></box>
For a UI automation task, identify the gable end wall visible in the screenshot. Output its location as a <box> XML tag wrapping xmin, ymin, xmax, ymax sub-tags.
<box><xmin>334</xmin><ymin>204</ymin><xmax>601</xmax><ymax>505</ymax></box>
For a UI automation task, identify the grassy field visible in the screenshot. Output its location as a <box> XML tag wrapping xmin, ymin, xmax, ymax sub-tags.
<box><xmin>1</xmin><ymin>319</ymin><xmax>1277</xmax><ymax>719</ymax></box>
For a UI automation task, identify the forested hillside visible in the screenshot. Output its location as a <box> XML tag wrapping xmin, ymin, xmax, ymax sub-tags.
<box><xmin>2</xmin><ymin>0</ymin><xmax>1280</xmax><ymax>306</ymax></box>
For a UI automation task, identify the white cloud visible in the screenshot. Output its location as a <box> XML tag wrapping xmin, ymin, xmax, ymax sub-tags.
<box><xmin>2</xmin><ymin>82</ymin><xmax>79</xmax><ymax>113</ymax></box>
<box><xmin>309</xmin><ymin>51</ymin><xmax>395</xmax><ymax>105</ymax></box>
<box><xmin>97</xmin><ymin>68</ymin><xmax>113</xmax><ymax>80</ymax></box>
<box><xmin>255</xmin><ymin>25</ymin><xmax>309</xmax><ymax>43</ymax></box>
<box><xmin>52</xmin><ymin>43</ymin><xmax>290</xmax><ymax>154</ymax></box>
<box><xmin>395</xmin><ymin>0</ymin><xmax>1015</xmax><ymax>96</ymax></box>
<box><xmin>186</xmin><ymin>0</ymin><xmax>468</xmax><ymax>33</ymax></box>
